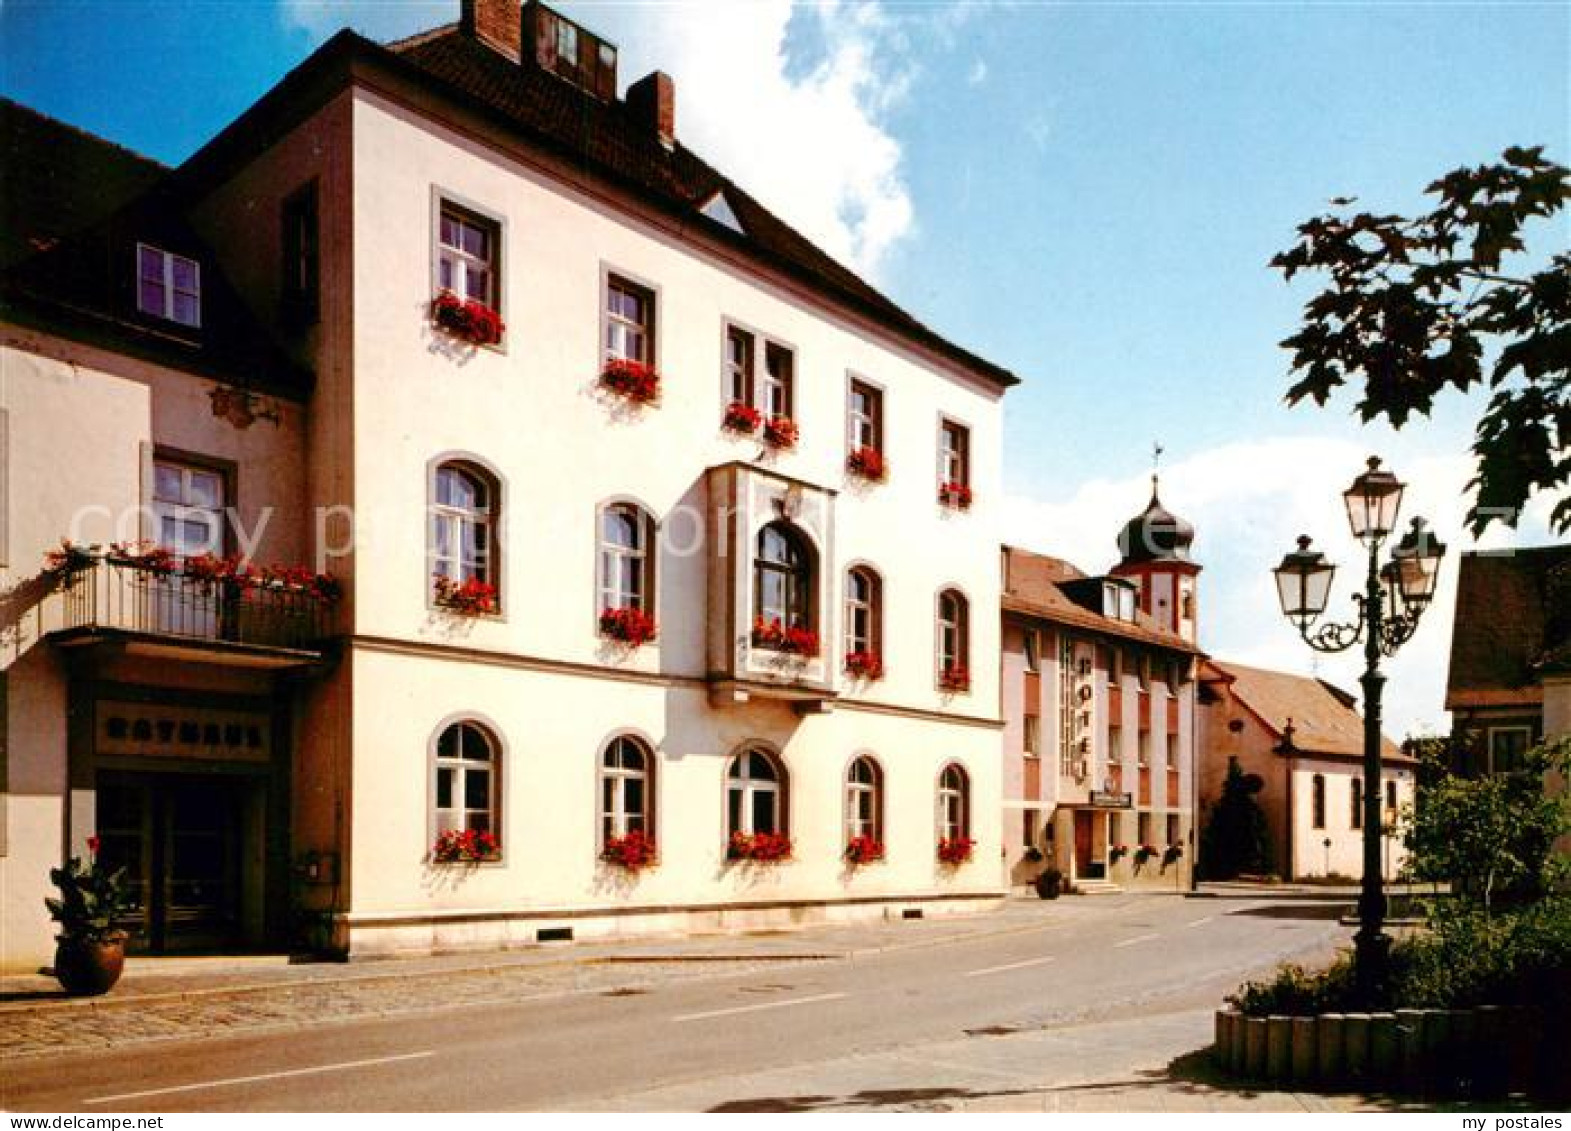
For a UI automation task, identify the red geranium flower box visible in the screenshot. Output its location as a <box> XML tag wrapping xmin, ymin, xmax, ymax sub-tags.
<box><xmin>432</xmin><ymin>828</ymin><xmax>499</xmax><ymax>863</ymax></box>
<box><xmin>431</xmin><ymin>291</ymin><xmax>504</xmax><ymax>346</ymax></box>
<box><xmin>844</xmin><ymin>835</ymin><xmax>886</xmax><ymax>866</ymax></box>
<box><xmin>600</xmin><ymin>606</ymin><xmax>658</xmax><ymax>647</ymax></box>
<box><xmin>763</xmin><ymin>415</ymin><xmax>799</xmax><ymax>449</ymax></box>
<box><xmin>433</xmin><ymin>574</ymin><xmax>499</xmax><ymax>616</ymax></box>
<box><xmin>847</xmin><ymin>446</ymin><xmax>887</xmax><ymax>481</ymax></box>
<box><xmin>752</xmin><ymin>618</ymin><xmax>820</xmax><ymax>658</ymax></box>
<box><xmin>938</xmin><ymin>481</ymin><xmax>974</xmax><ymax>510</ymax></box>
<box><xmin>937</xmin><ymin>836</ymin><xmax>975</xmax><ymax>866</ymax></box>
<box><xmin>722</xmin><ymin>401</ymin><xmax>762</xmax><ymax>434</ymax></box>
<box><xmin>728</xmin><ymin>830</ymin><xmax>793</xmax><ymax>863</ymax></box>
<box><xmin>602</xmin><ymin>829</ymin><xmax>659</xmax><ymax>872</ymax></box>
<box><xmin>844</xmin><ymin>651</ymin><xmax>885</xmax><ymax>681</ymax></box>
<box><xmin>938</xmin><ymin>663</ymin><xmax>971</xmax><ymax>693</ymax></box>
<box><xmin>600</xmin><ymin>358</ymin><xmax>661</xmax><ymax>404</ymax></box>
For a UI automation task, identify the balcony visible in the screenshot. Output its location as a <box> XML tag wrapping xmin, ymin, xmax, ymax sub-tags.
<box><xmin>47</xmin><ymin>551</ymin><xmax>337</xmax><ymax>668</ymax></box>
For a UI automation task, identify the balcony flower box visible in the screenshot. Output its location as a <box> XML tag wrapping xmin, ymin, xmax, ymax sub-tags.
<box><xmin>846</xmin><ymin>445</ymin><xmax>887</xmax><ymax>482</ymax></box>
<box><xmin>44</xmin><ymin>539</ymin><xmax>99</xmax><ymax>576</ymax></box>
<box><xmin>601</xmin><ymin>829</ymin><xmax>658</xmax><ymax>873</ymax></box>
<box><xmin>752</xmin><ymin>618</ymin><xmax>820</xmax><ymax>658</ymax></box>
<box><xmin>762</xmin><ymin>415</ymin><xmax>799</xmax><ymax>449</ymax></box>
<box><xmin>106</xmin><ymin>540</ymin><xmax>177</xmax><ymax>575</ymax></box>
<box><xmin>431</xmin><ymin>828</ymin><xmax>498</xmax><ymax>863</ymax></box>
<box><xmin>600</xmin><ymin>606</ymin><xmax>658</xmax><ymax>647</ymax></box>
<box><xmin>431</xmin><ymin>291</ymin><xmax>504</xmax><ymax>346</ymax></box>
<box><xmin>938</xmin><ymin>481</ymin><xmax>974</xmax><ymax>510</ymax></box>
<box><xmin>433</xmin><ymin>574</ymin><xmax>499</xmax><ymax>616</ymax></box>
<box><xmin>844</xmin><ymin>835</ymin><xmax>886</xmax><ymax>867</ymax></box>
<box><xmin>938</xmin><ymin>663</ymin><xmax>971</xmax><ymax>693</ymax></box>
<box><xmin>600</xmin><ymin>358</ymin><xmax>661</xmax><ymax>404</ymax></box>
<box><xmin>722</xmin><ymin>401</ymin><xmax>762</xmax><ymax>435</ymax></box>
<box><xmin>728</xmin><ymin>830</ymin><xmax>793</xmax><ymax>863</ymax></box>
<box><xmin>844</xmin><ymin>651</ymin><xmax>885</xmax><ymax>681</ymax></box>
<box><xmin>937</xmin><ymin>836</ymin><xmax>976</xmax><ymax>866</ymax></box>
<box><xmin>182</xmin><ymin>552</ymin><xmax>256</xmax><ymax>588</ymax></box>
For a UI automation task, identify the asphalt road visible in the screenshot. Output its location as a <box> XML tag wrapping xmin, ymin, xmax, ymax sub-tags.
<box><xmin>1</xmin><ymin>894</ymin><xmax>1353</xmax><ymax>1112</ymax></box>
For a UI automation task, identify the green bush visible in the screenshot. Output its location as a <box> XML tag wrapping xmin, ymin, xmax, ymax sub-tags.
<box><xmin>1227</xmin><ymin>956</ymin><xmax>1357</xmax><ymax>1017</ymax></box>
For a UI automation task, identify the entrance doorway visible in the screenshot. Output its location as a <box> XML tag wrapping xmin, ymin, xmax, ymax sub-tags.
<box><xmin>1074</xmin><ymin>810</ymin><xmax>1104</xmax><ymax>879</ymax></box>
<box><xmin>95</xmin><ymin>772</ymin><xmax>248</xmax><ymax>952</ymax></box>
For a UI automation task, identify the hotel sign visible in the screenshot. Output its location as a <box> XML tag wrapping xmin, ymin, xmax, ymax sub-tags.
<box><xmin>1089</xmin><ymin>790</ymin><xmax>1132</xmax><ymax>809</ymax></box>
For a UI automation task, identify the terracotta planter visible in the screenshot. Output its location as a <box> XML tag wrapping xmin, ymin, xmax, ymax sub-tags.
<box><xmin>53</xmin><ymin>933</ymin><xmax>127</xmax><ymax>997</ymax></box>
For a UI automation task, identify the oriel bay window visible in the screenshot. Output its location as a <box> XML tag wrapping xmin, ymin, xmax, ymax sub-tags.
<box><xmin>754</xmin><ymin>522</ymin><xmax>816</xmax><ymax>650</ymax></box>
<box><xmin>601</xmin><ymin>735</ymin><xmax>653</xmax><ymax>843</ymax></box>
<box><xmin>727</xmin><ymin>747</ymin><xmax>786</xmax><ymax>837</ymax></box>
<box><xmin>433</xmin><ymin>720</ymin><xmax>500</xmax><ymax>854</ymax></box>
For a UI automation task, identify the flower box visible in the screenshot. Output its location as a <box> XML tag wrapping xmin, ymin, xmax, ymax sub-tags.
<box><xmin>844</xmin><ymin>651</ymin><xmax>885</xmax><ymax>681</ymax></box>
<box><xmin>1164</xmin><ymin>843</ymin><xmax>1184</xmax><ymax>863</ymax></box>
<box><xmin>722</xmin><ymin>401</ymin><xmax>762</xmax><ymax>434</ymax></box>
<box><xmin>432</xmin><ymin>828</ymin><xmax>498</xmax><ymax>863</ymax></box>
<box><xmin>600</xmin><ymin>606</ymin><xmax>658</xmax><ymax>647</ymax></box>
<box><xmin>762</xmin><ymin>415</ymin><xmax>799</xmax><ymax>449</ymax></box>
<box><xmin>1135</xmin><ymin>843</ymin><xmax>1159</xmax><ymax>862</ymax></box>
<box><xmin>844</xmin><ymin>835</ymin><xmax>886</xmax><ymax>866</ymax></box>
<box><xmin>938</xmin><ymin>663</ymin><xmax>971</xmax><ymax>693</ymax></box>
<box><xmin>106</xmin><ymin>540</ymin><xmax>176</xmax><ymax>574</ymax></box>
<box><xmin>937</xmin><ymin>836</ymin><xmax>976</xmax><ymax>866</ymax></box>
<box><xmin>938</xmin><ymin>481</ymin><xmax>974</xmax><ymax>510</ymax></box>
<box><xmin>433</xmin><ymin>574</ymin><xmax>499</xmax><ymax>616</ymax></box>
<box><xmin>752</xmin><ymin>618</ymin><xmax>820</xmax><ymax>657</ymax></box>
<box><xmin>431</xmin><ymin>291</ymin><xmax>504</xmax><ymax>346</ymax></box>
<box><xmin>847</xmin><ymin>446</ymin><xmax>887</xmax><ymax>482</ymax></box>
<box><xmin>600</xmin><ymin>358</ymin><xmax>661</xmax><ymax>404</ymax></box>
<box><xmin>1110</xmin><ymin>843</ymin><xmax>1130</xmax><ymax>862</ymax></box>
<box><xmin>43</xmin><ymin>539</ymin><xmax>97</xmax><ymax>575</ymax></box>
<box><xmin>601</xmin><ymin>829</ymin><xmax>658</xmax><ymax>872</ymax></box>
<box><xmin>728</xmin><ymin>830</ymin><xmax>793</xmax><ymax>863</ymax></box>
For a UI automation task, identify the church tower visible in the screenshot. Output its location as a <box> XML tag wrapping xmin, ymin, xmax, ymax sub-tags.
<box><xmin>1110</xmin><ymin>474</ymin><xmax>1201</xmax><ymax>645</ymax></box>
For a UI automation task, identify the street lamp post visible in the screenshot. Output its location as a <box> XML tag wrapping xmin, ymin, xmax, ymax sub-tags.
<box><xmin>1272</xmin><ymin>457</ymin><xmax>1445</xmax><ymax>1002</ymax></box>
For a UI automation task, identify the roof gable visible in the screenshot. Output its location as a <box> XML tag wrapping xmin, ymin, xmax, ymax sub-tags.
<box><xmin>1445</xmin><ymin>545</ymin><xmax>1571</xmax><ymax>710</ymax></box>
<box><xmin>1204</xmin><ymin>659</ymin><xmax>1404</xmax><ymax>761</ymax></box>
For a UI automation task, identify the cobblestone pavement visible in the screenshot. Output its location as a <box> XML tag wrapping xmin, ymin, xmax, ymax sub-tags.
<box><xmin>0</xmin><ymin>957</ymin><xmax>815</xmax><ymax>1060</ymax></box>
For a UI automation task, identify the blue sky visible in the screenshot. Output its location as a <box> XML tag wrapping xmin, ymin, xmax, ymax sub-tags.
<box><xmin>2</xmin><ymin>0</ymin><xmax>1566</xmax><ymax>732</ymax></box>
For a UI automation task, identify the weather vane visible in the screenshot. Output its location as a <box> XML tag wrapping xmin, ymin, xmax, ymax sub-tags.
<box><xmin>1151</xmin><ymin>441</ymin><xmax>1164</xmax><ymax>495</ymax></box>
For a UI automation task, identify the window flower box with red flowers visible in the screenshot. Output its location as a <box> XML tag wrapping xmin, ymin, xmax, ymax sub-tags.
<box><xmin>722</xmin><ymin>401</ymin><xmax>762</xmax><ymax>435</ymax></box>
<box><xmin>601</xmin><ymin>829</ymin><xmax>659</xmax><ymax>873</ymax></box>
<box><xmin>600</xmin><ymin>358</ymin><xmax>661</xmax><ymax>404</ymax></box>
<box><xmin>431</xmin><ymin>828</ymin><xmax>499</xmax><ymax>863</ymax></box>
<box><xmin>728</xmin><ymin>830</ymin><xmax>793</xmax><ymax>863</ymax></box>
<box><xmin>938</xmin><ymin>481</ymin><xmax>974</xmax><ymax>510</ymax></box>
<box><xmin>1135</xmin><ymin>843</ymin><xmax>1159</xmax><ymax>863</ymax></box>
<box><xmin>182</xmin><ymin>552</ymin><xmax>257</xmax><ymax>589</ymax></box>
<box><xmin>1163</xmin><ymin>843</ymin><xmax>1184</xmax><ymax>864</ymax></box>
<box><xmin>1109</xmin><ymin>843</ymin><xmax>1130</xmax><ymax>862</ymax></box>
<box><xmin>433</xmin><ymin>574</ymin><xmax>499</xmax><ymax>616</ymax></box>
<box><xmin>937</xmin><ymin>836</ymin><xmax>976</xmax><ymax>866</ymax></box>
<box><xmin>762</xmin><ymin>415</ymin><xmax>799</xmax><ymax>450</ymax></box>
<box><xmin>844</xmin><ymin>651</ymin><xmax>885</xmax><ymax>681</ymax></box>
<box><xmin>938</xmin><ymin>663</ymin><xmax>971</xmax><ymax>693</ymax></box>
<box><xmin>106</xmin><ymin>540</ymin><xmax>177</xmax><ymax>575</ymax></box>
<box><xmin>43</xmin><ymin>539</ymin><xmax>97</xmax><ymax>576</ymax></box>
<box><xmin>847</xmin><ymin>446</ymin><xmax>887</xmax><ymax>482</ymax></box>
<box><xmin>431</xmin><ymin>291</ymin><xmax>505</xmax><ymax>347</ymax></box>
<box><xmin>844</xmin><ymin>835</ymin><xmax>886</xmax><ymax>867</ymax></box>
<box><xmin>752</xmin><ymin>618</ymin><xmax>820</xmax><ymax>658</ymax></box>
<box><xmin>600</xmin><ymin>606</ymin><xmax>658</xmax><ymax>647</ymax></box>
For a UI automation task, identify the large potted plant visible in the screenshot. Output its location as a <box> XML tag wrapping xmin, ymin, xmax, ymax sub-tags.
<box><xmin>46</xmin><ymin>837</ymin><xmax>133</xmax><ymax>996</ymax></box>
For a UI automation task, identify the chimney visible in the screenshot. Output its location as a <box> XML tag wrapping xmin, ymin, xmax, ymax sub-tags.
<box><xmin>461</xmin><ymin>0</ymin><xmax>522</xmax><ymax>61</ymax></box>
<box><xmin>627</xmin><ymin>71</ymin><xmax>676</xmax><ymax>148</ymax></box>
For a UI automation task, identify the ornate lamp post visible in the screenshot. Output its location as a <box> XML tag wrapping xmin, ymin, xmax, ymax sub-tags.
<box><xmin>1272</xmin><ymin>457</ymin><xmax>1445</xmax><ymax>1001</ymax></box>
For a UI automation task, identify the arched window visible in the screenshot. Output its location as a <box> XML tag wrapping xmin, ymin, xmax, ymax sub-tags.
<box><xmin>431</xmin><ymin>461</ymin><xmax>498</xmax><ymax>595</ymax></box>
<box><xmin>845</xmin><ymin>567</ymin><xmax>882</xmax><ymax>658</ymax></box>
<box><xmin>937</xmin><ymin>588</ymin><xmax>969</xmax><ymax>680</ymax></box>
<box><xmin>601</xmin><ymin>735</ymin><xmax>653</xmax><ymax>843</ymax></box>
<box><xmin>1350</xmin><ymin>777</ymin><xmax>1364</xmax><ymax>830</ymax></box>
<box><xmin>1311</xmin><ymin>774</ymin><xmax>1326</xmax><ymax>830</ymax></box>
<box><xmin>727</xmin><ymin>747</ymin><xmax>786</xmax><ymax>837</ymax></box>
<box><xmin>434</xmin><ymin>720</ymin><xmax>500</xmax><ymax>844</ymax></box>
<box><xmin>755</xmin><ymin>522</ymin><xmax>814</xmax><ymax>630</ymax></box>
<box><xmin>845</xmin><ymin>756</ymin><xmax>883</xmax><ymax>843</ymax></box>
<box><xmin>938</xmin><ymin>763</ymin><xmax>970</xmax><ymax>842</ymax></box>
<box><xmin>599</xmin><ymin>503</ymin><xmax>654</xmax><ymax>612</ymax></box>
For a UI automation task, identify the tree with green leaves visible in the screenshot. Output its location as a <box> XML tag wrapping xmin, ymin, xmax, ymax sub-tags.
<box><xmin>1200</xmin><ymin>757</ymin><xmax>1276</xmax><ymax>880</ymax></box>
<box><xmin>1272</xmin><ymin>146</ymin><xmax>1570</xmax><ymax>535</ymax></box>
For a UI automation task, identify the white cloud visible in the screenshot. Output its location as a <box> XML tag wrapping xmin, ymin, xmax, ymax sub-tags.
<box><xmin>1003</xmin><ymin>436</ymin><xmax>1558</xmax><ymax>742</ymax></box>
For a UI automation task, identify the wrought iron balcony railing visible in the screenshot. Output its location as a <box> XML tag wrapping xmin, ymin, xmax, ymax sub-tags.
<box><xmin>52</xmin><ymin>553</ymin><xmax>337</xmax><ymax>654</ymax></box>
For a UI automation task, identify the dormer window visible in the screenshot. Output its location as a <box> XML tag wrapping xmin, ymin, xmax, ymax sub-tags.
<box><xmin>137</xmin><ymin>244</ymin><xmax>200</xmax><ymax>327</ymax></box>
<box><xmin>1104</xmin><ymin>582</ymin><xmax>1136</xmax><ymax>622</ymax></box>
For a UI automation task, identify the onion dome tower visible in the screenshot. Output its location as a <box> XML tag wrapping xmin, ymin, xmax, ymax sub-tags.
<box><xmin>1111</xmin><ymin>473</ymin><xmax>1201</xmax><ymax>644</ymax></box>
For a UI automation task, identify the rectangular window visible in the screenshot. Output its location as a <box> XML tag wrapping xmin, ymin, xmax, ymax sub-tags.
<box><xmin>137</xmin><ymin>244</ymin><xmax>201</xmax><ymax>327</ymax></box>
<box><xmin>1022</xmin><ymin>810</ymin><xmax>1037</xmax><ymax>851</ymax></box>
<box><xmin>1137</xmin><ymin>729</ymin><xmax>1150</xmax><ymax>768</ymax></box>
<box><xmin>1023</xmin><ymin>629</ymin><xmax>1041</xmax><ymax>673</ymax></box>
<box><xmin>605</xmin><ymin>275</ymin><xmax>654</xmax><ymax>365</ymax></box>
<box><xmin>1024</xmin><ymin>714</ymin><xmax>1041</xmax><ymax>758</ymax></box>
<box><xmin>437</xmin><ymin>202</ymin><xmax>499</xmax><ymax>311</ymax></box>
<box><xmin>1137</xmin><ymin>812</ymin><xmax>1152</xmax><ymax>846</ymax></box>
<box><xmin>1351</xmin><ymin>777</ymin><xmax>1364</xmax><ymax>829</ymax></box>
<box><xmin>1488</xmin><ymin>726</ymin><xmax>1532</xmax><ymax>774</ymax></box>
<box><xmin>762</xmin><ymin>341</ymin><xmax>794</xmax><ymax>418</ymax></box>
<box><xmin>725</xmin><ymin>326</ymin><xmax>754</xmax><ymax>405</ymax></box>
<box><xmin>847</xmin><ymin>378</ymin><xmax>882</xmax><ymax>453</ymax></box>
<box><xmin>153</xmin><ymin>458</ymin><xmax>227</xmax><ymax>558</ymax></box>
<box><xmin>939</xmin><ymin>419</ymin><xmax>970</xmax><ymax>488</ymax></box>
<box><xmin>1107</xmin><ymin>725</ymin><xmax>1122</xmax><ymax>771</ymax></box>
<box><xmin>1385</xmin><ymin>780</ymin><xmax>1398</xmax><ymax>813</ymax></box>
<box><xmin>1166</xmin><ymin>813</ymin><xmax>1180</xmax><ymax>847</ymax></box>
<box><xmin>280</xmin><ymin>181</ymin><xmax>319</xmax><ymax>324</ymax></box>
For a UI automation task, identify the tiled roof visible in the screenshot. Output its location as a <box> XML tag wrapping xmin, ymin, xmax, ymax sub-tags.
<box><xmin>1002</xmin><ymin>545</ymin><xmax>1198</xmax><ymax>654</ymax></box>
<box><xmin>1203</xmin><ymin>659</ymin><xmax>1407</xmax><ymax>762</ymax></box>
<box><xmin>1445</xmin><ymin>545</ymin><xmax>1571</xmax><ymax>711</ymax></box>
<box><xmin>0</xmin><ymin>100</ymin><xmax>311</xmax><ymax>396</ymax></box>
<box><xmin>384</xmin><ymin>27</ymin><xmax>1016</xmax><ymax>390</ymax></box>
